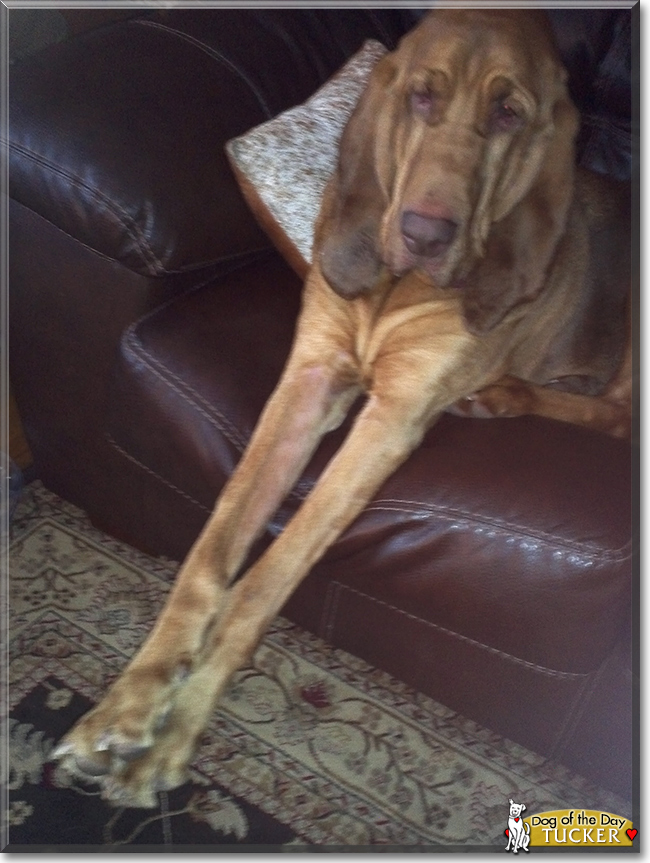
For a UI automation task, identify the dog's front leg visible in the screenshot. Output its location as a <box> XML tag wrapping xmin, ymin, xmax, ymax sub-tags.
<box><xmin>53</xmin><ymin>339</ymin><xmax>361</xmax><ymax>802</ymax></box>
<box><xmin>105</xmin><ymin>374</ymin><xmax>450</xmax><ymax>805</ymax></box>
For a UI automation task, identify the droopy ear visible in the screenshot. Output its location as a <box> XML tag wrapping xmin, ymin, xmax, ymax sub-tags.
<box><xmin>462</xmin><ymin>92</ymin><xmax>580</xmax><ymax>334</ymax></box>
<box><xmin>318</xmin><ymin>55</ymin><xmax>397</xmax><ymax>299</ymax></box>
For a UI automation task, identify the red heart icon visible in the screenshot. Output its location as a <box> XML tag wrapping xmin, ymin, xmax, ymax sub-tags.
<box><xmin>515</xmin><ymin>817</ymin><xmax>520</xmax><ymax>822</ymax></box>
<box><xmin>626</xmin><ymin>829</ymin><xmax>637</xmax><ymax>841</ymax></box>
<box><xmin>505</xmin><ymin>829</ymin><xmax>509</xmax><ymax>837</ymax></box>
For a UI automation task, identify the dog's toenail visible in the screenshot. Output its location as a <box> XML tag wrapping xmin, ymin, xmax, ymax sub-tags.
<box><xmin>76</xmin><ymin>756</ymin><xmax>110</xmax><ymax>777</ymax></box>
<box><xmin>50</xmin><ymin>741</ymin><xmax>74</xmax><ymax>759</ymax></box>
<box><xmin>94</xmin><ymin>732</ymin><xmax>113</xmax><ymax>752</ymax></box>
<box><xmin>113</xmin><ymin>741</ymin><xmax>152</xmax><ymax>761</ymax></box>
<box><xmin>153</xmin><ymin>706</ymin><xmax>172</xmax><ymax>733</ymax></box>
<box><xmin>101</xmin><ymin>778</ymin><xmax>124</xmax><ymax>799</ymax></box>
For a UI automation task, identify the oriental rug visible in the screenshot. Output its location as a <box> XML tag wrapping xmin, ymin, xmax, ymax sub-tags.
<box><xmin>5</xmin><ymin>483</ymin><xmax>629</xmax><ymax>850</ymax></box>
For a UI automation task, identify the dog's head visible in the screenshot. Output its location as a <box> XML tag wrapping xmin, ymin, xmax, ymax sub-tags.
<box><xmin>509</xmin><ymin>799</ymin><xmax>527</xmax><ymax>818</ymax></box>
<box><xmin>318</xmin><ymin>9</ymin><xmax>579</xmax><ymax>334</ymax></box>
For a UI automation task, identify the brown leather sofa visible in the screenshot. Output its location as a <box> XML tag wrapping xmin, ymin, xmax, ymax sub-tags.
<box><xmin>8</xmin><ymin>8</ymin><xmax>636</xmax><ymax>801</ymax></box>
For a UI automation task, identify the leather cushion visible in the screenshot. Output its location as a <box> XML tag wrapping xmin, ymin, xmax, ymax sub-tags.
<box><xmin>108</xmin><ymin>252</ymin><xmax>632</xmax><ymax>676</ymax></box>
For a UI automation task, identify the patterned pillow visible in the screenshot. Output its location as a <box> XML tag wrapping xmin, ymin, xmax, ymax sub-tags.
<box><xmin>225</xmin><ymin>40</ymin><xmax>388</xmax><ymax>278</ymax></box>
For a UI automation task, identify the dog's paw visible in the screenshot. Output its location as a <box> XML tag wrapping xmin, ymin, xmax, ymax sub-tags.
<box><xmin>54</xmin><ymin>698</ymin><xmax>201</xmax><ymax>809</ymax></box>
<box><xmin>97</xmin><ymin>723</ymin><xmax>198</xmax><ymax>808</ymax></box>
<box><xmin>448</xmin><ymin>376</ymin><xmax>537</xmax><ymax>419</ymax></box>
<box><xmin>51</xmin><ymin>661</ymin><xmax>191</xmax><ymax>788</ymax></box>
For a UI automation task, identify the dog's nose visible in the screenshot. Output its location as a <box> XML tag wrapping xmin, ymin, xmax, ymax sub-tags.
<box><xmin>401</xmin><ymin>212</ymin><xmax>457</xmax><ymax>258</ymax></box>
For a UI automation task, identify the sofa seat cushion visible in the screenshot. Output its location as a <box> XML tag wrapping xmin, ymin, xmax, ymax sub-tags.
<box><xmin>108</xmin><ymin>251</ymin><xmax>632</xmax><ymax>684</ymax></box>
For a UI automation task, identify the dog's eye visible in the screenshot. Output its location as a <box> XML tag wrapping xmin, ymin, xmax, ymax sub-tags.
<box><xmin>410</xmin><ymin>89</ymin><xmax>434</xmax><ymax>118</ymax></box>
<box><xmin>490</xmin><ymin>100</ymin><xmax>523</xmax><ymax>133</ymax></box>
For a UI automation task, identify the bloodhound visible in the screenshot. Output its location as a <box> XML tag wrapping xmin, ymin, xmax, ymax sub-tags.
<box><xmin>53</xmin><ymin>8</ymin><xmax>632</xmax><ymax>806</ymax></box>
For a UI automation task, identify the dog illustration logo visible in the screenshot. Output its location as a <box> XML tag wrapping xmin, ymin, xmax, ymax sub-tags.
<box><xmin>505</xmin><ymin>798</ymin><xmax>531</xmax><ymax>853</ymax></box>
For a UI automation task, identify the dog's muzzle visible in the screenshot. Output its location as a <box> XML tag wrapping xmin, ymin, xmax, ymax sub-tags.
<box><xmin>401</xmin><ymin>212</ymin><xmax>458</xmax><ymax>259</ymax></box>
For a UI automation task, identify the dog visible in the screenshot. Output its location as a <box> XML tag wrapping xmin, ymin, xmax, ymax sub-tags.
<box><xmin>506</xmin><ymin>799</ymin><xmax>531</xmax><ymax>853</ymax></box>
<box><xmin>52</xmin><ymin>9</ymin><xmax>631</xmax><ymax>807</ymax></box>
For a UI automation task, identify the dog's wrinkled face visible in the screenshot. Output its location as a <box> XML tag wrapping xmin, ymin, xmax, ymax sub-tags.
<box><xmin>379</xmin><ymin>11</ymin><xmax>565</xmax><ymax>285</ymax></box>
<box><xmin>320</xmin><ymin>9</ymin><xmax>579</xmax><ymax>333</ymax></box>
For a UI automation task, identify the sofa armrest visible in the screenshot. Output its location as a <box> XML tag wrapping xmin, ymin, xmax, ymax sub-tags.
<box><xmin>8</xmin><ymin>16</ymin><xmax>274</xmax><ymax>276</ymax></box>
<box><xmin>8</xmin><ymin>9</ymin><xmax>411</xmax><ymax>278</ymax></box>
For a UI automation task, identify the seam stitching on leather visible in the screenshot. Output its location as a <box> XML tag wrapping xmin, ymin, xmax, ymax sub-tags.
<box><xmin>132</xmin><ymin>19</ymin><xmax>274</xmax><ymax>119</ymax></box>
<box><xmin>548</xmin><ymin>668</ymin><xmax>600</xmax><ymax>759</ymax></box>
<box><xmin>9</xmin><ymin>200</ymin><xmax>135</xmax><ymax>266</ymax></box>
<box><xmin>328</xmin><ymin>583</ymin><xmax>343</xmax><ymax>642</ymax></box>
<box><xmin>122</xmin><ymin>326</ymin><xmax>249</xmax><ymax>451</ymax></box>
<box><xmin>120</xmin><ymin>265</ymin><xmax>630</xmax><ymax>563</ymax></box>
<box><xmin>323</xmin><ymin>581</ymin><xmax>343</xmax><ymax>643</ymax></box>
<box><xmin>9</xmin><ymin>181</ymin><xmax>272</xmax><ymax>275</ymax></box>
<box><xmin>279</xmin><ymin>492</ymin><xmax>630</xmax><ymax>561</ymax></box>
<box><xmin>319</xmin><ymin>580</ymin><xmax>336</xmax><ymax>641</ymax></box>
<box><xmin>361</xmin><ymin>501</ymin><xmax>631</xmax><ymax>562</ymax></box>
<box><xmin>106</xmin><ymin>433</ymin><xmax>212</xmax><ymax>514</ymax></box>
<box><xmin>9</xmin><ymin>141</ymin><xmax>164</xmax><ymax>275</ymax></box>
<box><xmin>126</xmin><ymin>249</ymin><xmax>271</xmax><ymax>328</ymax></box>
<box><xmin>332</xmin><ymin>581</ymin><xmax>591</xmax><ymax>681</ymax></box>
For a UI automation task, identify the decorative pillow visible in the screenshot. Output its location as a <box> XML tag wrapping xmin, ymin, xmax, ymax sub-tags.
<box><xmin>225</xmin><ymin>40</ymin><xmax>388</xmax><ymax>279</ymax></box>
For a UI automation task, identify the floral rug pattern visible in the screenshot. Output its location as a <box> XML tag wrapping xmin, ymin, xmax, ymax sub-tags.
<box><xmin>5</xmin><ymin>483</ymin><xmax>630</xmax><ymax>850</ymax></box>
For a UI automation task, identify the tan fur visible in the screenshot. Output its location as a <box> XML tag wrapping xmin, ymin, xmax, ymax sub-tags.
<box><xmin>53</xmin><ymin>9</ymin><xmax>631</xmax><ymax>806</ymax></box>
